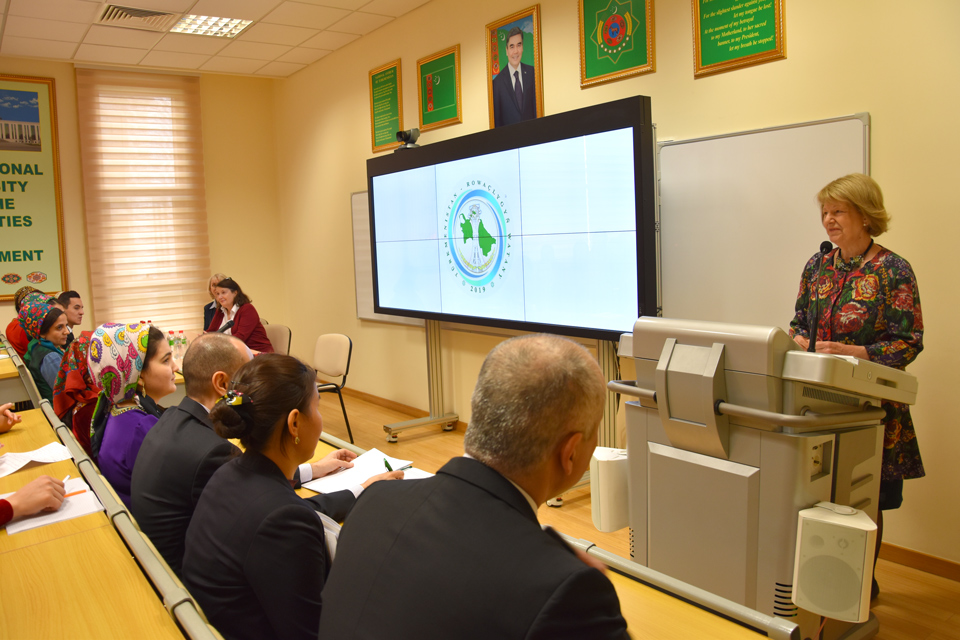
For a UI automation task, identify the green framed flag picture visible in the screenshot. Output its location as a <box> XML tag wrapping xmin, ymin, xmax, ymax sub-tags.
<box><xmin>0</xmin><ymin>74</ymin><xmax>66</xmax><ymax>300</ymax></box>
<box><xmin>369</xmin><ymin>59</ymin><xmax>403</xmax><ymax>153</ymax></box>
<box><xmin>417</xmin><ymin>45</ymin><xmax>462</xmax><ymax>132</ymax></box>
<box><xmin>579</xmin><ymin>0</ymin><xmax>655</xmax><ymax>88</ymax></box>
<box><xmin>693</xmin><ymin>0</ymin><xmax>785</xmax><ymax>78</ymax></box>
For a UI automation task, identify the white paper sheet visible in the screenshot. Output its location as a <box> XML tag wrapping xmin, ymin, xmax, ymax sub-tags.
<box><xmin>303</xmin><ymin>448</ymin><xmax>413</xmax><ymax>494</ymax></box>
<box><xmin>2</xmin><ymin>478</ymin><xmax>104</xmax><ymax>534</ymax></box>
<box><xmin>0</xmin><ymin>442</ymin><xmax>72</xmax><ymax>478</ymax></box>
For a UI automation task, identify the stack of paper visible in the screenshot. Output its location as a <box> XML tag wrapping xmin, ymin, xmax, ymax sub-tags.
<box><xmin>303</xmin><ymin>448</ymin><xmax>434</xmax><ymax>493</ymax></box>
<box><xmin>3</xmin><ymin>477</ymin><xmax>104</xmax><ymax>534</ymax></box>
<box><xmin>0</xmin><ymin>442</ymin><xmax>72</xmax><ymax>478</ymax></box>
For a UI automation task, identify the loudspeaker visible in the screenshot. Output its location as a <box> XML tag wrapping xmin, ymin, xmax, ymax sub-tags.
<box><xmin>793</xmin><ymin>502</ymin><xmax>877</xmax><ymax>623</ymax></box>
<box><xmin>591</xmin><ymin>447</ymin><xmax>629</xmax><ymax>532</ymax></box>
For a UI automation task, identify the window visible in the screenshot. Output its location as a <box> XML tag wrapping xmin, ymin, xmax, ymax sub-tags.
<box><xmin>76</xmin><ymin>68</ymin><xmax>211</xmax><ymax>334</ymax></box>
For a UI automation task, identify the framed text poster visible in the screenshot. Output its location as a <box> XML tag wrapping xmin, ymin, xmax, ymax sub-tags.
<box><xmin>579</xmin><ymin>0</ymin><xmax>655</xmax><ymax>88</ymax></box>
<box><xmin>369</xmin><ymin>59</ymin><xmax>403</xmax><ymax>153</ymax></box>
<box><xmin>417</xmin><ymin>45</ymin><xmax>462</xmax><ymax>132</ymax></box>
<box><xmin>0</xmin><ymin>75</ymin><xmax>66</xmax><ymax>300</ymax></box>
<box><xmin>693</xmin><ymin>0</ymin><xmax>785</xmax><ymax>78</ymax></box>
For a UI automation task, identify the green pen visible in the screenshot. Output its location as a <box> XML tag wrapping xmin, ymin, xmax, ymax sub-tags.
<box><xmin>384</xmin><ymin>459</ymin><xmax>393</xmax><ymax>472</ymax></box>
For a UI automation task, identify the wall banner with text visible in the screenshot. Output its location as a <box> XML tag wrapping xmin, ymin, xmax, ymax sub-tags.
<box><xmin>693</xmin><ymin>0</ymin><xmax>785</xmax><ymax>78</ymax></box>
<box><xmin>0</xmin><ymin>75</ymin><xmax>66</xmax><ymax>300</ymax></box>
<box><xmin>369</xmin><ymin>59</ymin><xmax>404</xmax><ymax>153</ymax></box>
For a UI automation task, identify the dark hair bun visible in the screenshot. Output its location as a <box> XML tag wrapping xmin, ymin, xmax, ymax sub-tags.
<box><xmin>211</xmin><ymin>402</ymin><xmax>251</xmax><ymax>439</ymax></box>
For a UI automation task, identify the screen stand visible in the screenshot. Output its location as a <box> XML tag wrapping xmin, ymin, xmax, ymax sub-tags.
<box><xmin>383</xmin><ymin>319</ymin><xmax>459</xmax><ymax>442</ymax></box>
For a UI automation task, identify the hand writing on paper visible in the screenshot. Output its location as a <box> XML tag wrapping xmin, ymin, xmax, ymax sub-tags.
<box><xmin>312</xmin><ymin>448</ymin><xmax>359</xmax><ymax>478</ymax></box>
<box><xmin>362</xmin><ymin>470</ymin><xmax>404</xmax><ymax>488</ymax></box>
<box><xmin>6</xmin><ymin>475</ymin><xmax>65</xmax><ymax>520</ymax></box>
<box><xmin>0</xmin><ymin>403</ymin><xmax>21</xmax><ymax>434</ymax></box>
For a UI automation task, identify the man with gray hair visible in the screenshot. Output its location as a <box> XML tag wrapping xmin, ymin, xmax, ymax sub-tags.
<box><xmin>318</xmin><ymin>334</ymin><xmax>628</xmax><ymax>639</ymax></box>
<box><xmin>131</xmin><ymin>333</ymin><xmax>358</xmax><ymax>576</ymax></box>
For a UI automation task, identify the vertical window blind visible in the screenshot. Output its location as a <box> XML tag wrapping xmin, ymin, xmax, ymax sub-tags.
<box><xmin>76</xmin><ymin>68</ymin><xmax>211</xmax><ymax>334</ymax></box>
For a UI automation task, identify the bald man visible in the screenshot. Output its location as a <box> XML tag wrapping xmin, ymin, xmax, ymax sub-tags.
<box><xmin>318</xmin><ymin>334</ymin><xmax>628</xmax><ymax>640</ymax></box>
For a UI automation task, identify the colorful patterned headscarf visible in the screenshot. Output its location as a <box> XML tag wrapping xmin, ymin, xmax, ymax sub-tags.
<box><xmin>13</xmin><ymin>286</ymin><xmax>40</xmax><ymax>310</ymax></box>
<box><xmin>87</xmin><ymin>323</ymin><xmax>150</xmax><ymax>406</ymax></box>
<box><xmin>18</xmin><ymin>297</ymin><xmax>53</xmax><ymax>340</ymax></box>
<box><xmin>53</xmin><ymin>334</ymin><xmax>98</xmax><ymax>417</ymax></box>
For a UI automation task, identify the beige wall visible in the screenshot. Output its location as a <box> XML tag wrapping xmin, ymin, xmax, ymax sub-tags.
<box><xmin>273</xmin><ymin>0</ymin><xmax>960</xmax><ymax>563</ymax></box>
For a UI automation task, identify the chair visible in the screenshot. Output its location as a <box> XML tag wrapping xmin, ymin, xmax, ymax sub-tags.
<box><xmin>263</xmin><ymin>323</ymin><xmax>292</xmax><ymax>355</ymax></box>
<box><xmin>313</xmin><ymin>334</ymin><xmax>354</xmax><ymax>444</ymax></box>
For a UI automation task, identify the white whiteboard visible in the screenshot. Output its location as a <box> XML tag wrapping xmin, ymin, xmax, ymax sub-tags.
<box><xmin>658</xmin><ymin>114</ymin><xmax>869</xmax><ymax>329</ymax></box>
<box><xmin>351</xmin><ymin>191</ymin><xmax>424</xmax><ymax>326</ymax></box>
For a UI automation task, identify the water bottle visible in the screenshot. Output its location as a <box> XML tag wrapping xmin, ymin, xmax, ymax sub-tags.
<box><xmin>178</xmin><ymin>331</ymin><xmax>188</xmax><ymax>358</ymax></box>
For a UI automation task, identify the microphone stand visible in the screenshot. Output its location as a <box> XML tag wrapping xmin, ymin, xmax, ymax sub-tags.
<box><xmin>808</xmin><ymin>241</ymin><xmax>833</xmax><ymax>352</ymax></box>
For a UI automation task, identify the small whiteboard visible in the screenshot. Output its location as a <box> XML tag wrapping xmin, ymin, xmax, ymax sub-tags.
<box><xmin>658</xmin><ymin>114</ymin><xmax>869</xmax><ymax>329</ymax></box>
<box><xmin>351</xmin><ymin>191</ymin><xmax>424</xmax><ymax>326</ymax></box>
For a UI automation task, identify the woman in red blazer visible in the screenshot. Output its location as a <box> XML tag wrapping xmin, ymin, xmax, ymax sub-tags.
<box><xmin>206</xmin><ymin>278</ymin><xmax>274</xmax><ymax>353</ymax></box>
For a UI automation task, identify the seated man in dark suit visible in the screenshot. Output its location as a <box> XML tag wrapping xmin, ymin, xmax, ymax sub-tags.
<box><xmin>319</xmin><ymin>334</ymin><xmax>629</xmax><ymax>640</ymax></box>
<box><xmin>131</xmin><ymin>333</ymin><xmax>359</xmax><ymax>577</ymax></box>
<box><xmin>493</xmin><ymin>26</ymin><xmax>538</xmax><ymax>127</ymax></box>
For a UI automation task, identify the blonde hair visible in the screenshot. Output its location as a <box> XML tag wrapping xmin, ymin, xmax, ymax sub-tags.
<box><xmin>817</xmin><ymin>173</ymin><xmax>889</xmax><ymax>236</ymax></box>
<box><xmin>208</xmin><ymin>273</ymin><xmax>228</xmax><ymax>299</ymax></box>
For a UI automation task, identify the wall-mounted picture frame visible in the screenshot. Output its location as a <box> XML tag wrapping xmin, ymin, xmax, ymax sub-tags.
<box><xmin>485</xmin><ymin>5</ymin><xmax>543</xmax><ymax>129</ymax></box>
<box><xmin>693</xmin><ymin>0</ymin><xmax>785</xmax><ymax>78</ymax></box>
<box><xmin>369</xmin><ymin>59</ymin><xmax>403</xmax><ymax>153</ymax></box>
<box><xmin>579</xmin><ymin>0</ymin><xmax>655</xmax><ymax>88</ymax></box>
<box><xmin>417</xmin><ymin>45</ymin><xmax>462</xmax><ymax>133</ymax></box>
<box><xmin>0</xmin><ymin>74</ymin><xmax>66</xmax><ymax>300</ymax></box>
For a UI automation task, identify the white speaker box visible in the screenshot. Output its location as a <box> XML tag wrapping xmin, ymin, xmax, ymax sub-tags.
<box><xmin>591</xmin><ymin>447</ymin><xmax>629</xmax><ymax>532</ymax></box>
<box><xmin>793</xmin><ymin>502</ymin><xmax>877</xmax><ymax>623</ymax></box>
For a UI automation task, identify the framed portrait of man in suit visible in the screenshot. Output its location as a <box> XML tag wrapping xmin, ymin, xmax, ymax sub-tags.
<box><xmin>485</xmin><ymin>5</ymin><xmax>543</xmax><ymax>129</ymax></box>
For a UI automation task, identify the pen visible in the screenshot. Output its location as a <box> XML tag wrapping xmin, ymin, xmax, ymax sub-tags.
<box><xmin>64</xmin><ymin>489</ymin><xmax>86</xmax><ymax>498</ymax></box>
<box><xmin>63</xmin><ymin>474</ymin><xmax>71</xmax><ymax>483</ymax></box>
<box><xmin>384</xmin><ymin>459</ymin><xmax>393</xmax><ymax>472</ymax></box>
<box><xmin>397</xmin><ymin>464</ymin><xmax>413</xmax><ymax>472</ymax></box>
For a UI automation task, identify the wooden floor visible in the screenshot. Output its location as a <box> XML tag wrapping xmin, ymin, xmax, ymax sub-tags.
<box><xmin>318</xmin><ymin>391</ymin><xmax>960</xmax><ymax>640</ymax></box>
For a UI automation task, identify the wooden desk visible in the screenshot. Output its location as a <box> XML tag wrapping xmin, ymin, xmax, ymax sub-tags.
<box><xmin>0</xmin><ymin>352</ymin><xmax>28</xmax><ymax>404</ymax></box>
<box><xmin>0</xmin><ymin>354</ymin><xmax>17</xmax><ymax>379</ymax></box>
<box><xmin>0</xmin><ymin>525</ymin><xmax>183</xmax><ymax>639</ymax></box>
<box><xmin>0</xmin><ymin>408</ymin><xmax>58</xmax><ymax>455</ymax></box>
<box><xmin>300</xmin><ymin>440</ymin><xmax>764</xmax><ymax>639</ymax></box>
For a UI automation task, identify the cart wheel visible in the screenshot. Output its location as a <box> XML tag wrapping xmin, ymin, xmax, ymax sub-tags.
<box><xmin>386</xmin><ymin>434</ymin><xmax>398</xmax><ymax>443</ymax></box>
<box><xmin>546</xmin><ymin>497</ymin><xmax>563</xmax><ymax>508</ymax></box>
<box><xmin>442</xmin><ymin>423</ymin><xmax>455</xmax><ymax>431</ymax></box>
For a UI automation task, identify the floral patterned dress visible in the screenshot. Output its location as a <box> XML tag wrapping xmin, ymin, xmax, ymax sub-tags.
<box><xmin>789</xmin><ymin>247</ymin><xmax>924</xmax><ymax>483</ymax></box>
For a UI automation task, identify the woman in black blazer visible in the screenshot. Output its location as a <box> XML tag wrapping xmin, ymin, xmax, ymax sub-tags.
<box><xmin>182</xmin><ymin>354</ymin><xmax>401</xmax><ymax>640</ymax></box>
<box><xmin>202</xmin><ymin>273</ymin><xmax>226</xmax><ymax>330</ymax></box>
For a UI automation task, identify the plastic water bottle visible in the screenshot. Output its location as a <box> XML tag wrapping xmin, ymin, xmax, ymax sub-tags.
<box><xmin>167</xmin><ymin>331</ymin><xmax>176</xmax><ymax>357</ymax></box>
<box><xmin>178</xmin><ymin>331</ymin><xmax>188</xmax><ymax>358</ymax></box>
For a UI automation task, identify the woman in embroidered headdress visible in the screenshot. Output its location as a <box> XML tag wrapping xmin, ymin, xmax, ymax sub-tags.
<box><xmin>88</xmin><ymin>322</ymin><xmax>178</xmax><ymax>507</ymax></box>
<box><xmin>20</xmin><ymin>298</ymin><xmax>71</xmax><ymax>402</ymax></box>
<box><xmin>788</xmin><ymin>173</ymin><xmax>923</xmax><ymax>600</ymax></box>
<box><xmin>5</xmin><ymin>286</ymin><xmax>40</xmax><ymax>357</ymax></box>
<box><xmin>53</xmin><ymin>334</ymin><xmax>99</xmax><ymax>456</ymax></box>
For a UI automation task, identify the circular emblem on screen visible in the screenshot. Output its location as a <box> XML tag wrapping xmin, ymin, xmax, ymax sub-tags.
<box><xmin>444</xmin><ymin>182</ymin><xmax>512</xmax><ymax>292</ymax></box>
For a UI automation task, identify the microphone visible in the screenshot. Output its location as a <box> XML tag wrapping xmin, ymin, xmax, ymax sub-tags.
<box><xmin>215</xmin><ymin>320</ymin><xmax>235</xmax><ymax>333</ymax></box>
<box><xmin>807</xmin><ymin>241</ymin><xmax>833</xmax><ymax>353</ymax></box>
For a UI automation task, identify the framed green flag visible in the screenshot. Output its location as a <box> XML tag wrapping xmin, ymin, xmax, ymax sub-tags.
<box><xmin>579</xmin><ymin>0</ymin><xmax>655</xmax><ymax>88</ymax></box>
<box><xmin>417</xmin><ymin>45</ymin><xmax>462</xmax><ymax>133</ymax></box>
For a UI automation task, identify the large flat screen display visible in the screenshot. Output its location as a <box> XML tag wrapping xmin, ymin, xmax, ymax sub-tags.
<box><xmin>368</xmin><ymin>97</ymin><xmax>656</xmax><ymax>341</ymax></box>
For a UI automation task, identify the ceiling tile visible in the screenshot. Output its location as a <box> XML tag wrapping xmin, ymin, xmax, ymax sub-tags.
<box><xmin>0</xmin><ymin>36</ymin><xmax>78</xmax><ymax>59</ymax></box>
<box><xmin>153</xmin><ymin>32</ymin><xmax>231</xmax><ymax>55</ymax></box>
<box><xmin>218</xmin><ymin>40</ymin><xmax>290</xmax><ymax>60</ymax></box>
<box><xmin>276</xmin><ymin>46</ymin><xmax>329</xmax><ymax>64</ymax></box>
<box><xmin>8</xmin><ymin>0</ymin><xmax>99</xmax><ymax>23</ymax></box>
<box><xmin>260</xmin><ymin>2</ymin><xmax>349</xmax><ymax>30</ymax></box>
<box><xmin>83</xmin><ymin>24</ymin><xmax>164</xmax><ymax>49</ymax></box>
<box><xmin>255</xmin><ymin>60</ymin><xmax>305</xmax><ymax>77</ymax></box>
<box><xmin>74</xmin><ymin>43</ymin><xmax>148</xmax><ymax>64</ymax></box>
<box><xmin>200</xmin><ymin>56</ymin><xmax>267</xmax><ymax>73</ymax></box>
<box><xmin>140</xmin><ymin>50</ymin><xmax>210</xmax><ymax>69</ymax></box>
<box><xmin>4</xmin><ymin>15</ymin><xmax>88</xmax><ymax>42</ymax></box>
<box><xmin>238</xmin><ymin>22</ymin><xmax>317</xmax><ymax>46</ymax></box>
<box><xmin>297</xmin><ymin>0</ymin><xmax>368</xmax><ymax>9</ymax></box>
<box><xmin>189</xmin><ymin>0</ymin><xmax>283</xmax><ymax>21</ymax></box>
<box><xmin>301</xmin><ymin>30</ymin><xmax>357</xmax><ymax>50</ymax></box>
<box><xmin>325</xmin><ymin>11</ymin><xmax>392</xmax><ymax>35</ymax></box>
<box><xmin>359</xmin><ymin>0</ymin><xmax>431</xmax><ymax>18</ymax></box>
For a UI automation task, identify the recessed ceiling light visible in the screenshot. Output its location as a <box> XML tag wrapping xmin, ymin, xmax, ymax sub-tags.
<box><xmin>169</xmin><ymin>15</ymin><xmax>253</xmax><ymax>38</ymax></box>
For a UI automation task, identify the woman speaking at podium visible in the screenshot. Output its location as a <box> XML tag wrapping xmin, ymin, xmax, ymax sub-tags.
<box><xmin>788</xmin><ymin>173</ymin><xmax>923</xmax><ymax>601</ymax></box>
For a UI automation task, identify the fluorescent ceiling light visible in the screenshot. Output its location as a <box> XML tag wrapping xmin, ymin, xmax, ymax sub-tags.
<box><xmin>169</xmin><ymin>15</ymin><xmax>253</xmax><ymax>38</ymax></box>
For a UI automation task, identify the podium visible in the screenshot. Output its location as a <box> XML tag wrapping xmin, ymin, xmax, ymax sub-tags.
<box><xmin>608</xmin><ymin>317</ymin><xmax>917</xmax><ymax>640</ymax></box>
